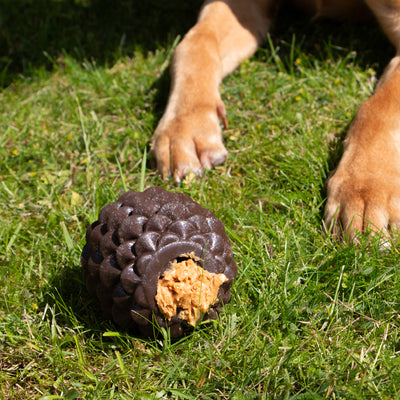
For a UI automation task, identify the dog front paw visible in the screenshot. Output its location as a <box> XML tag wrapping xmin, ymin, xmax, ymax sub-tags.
<box><xmin>151</xmin><ymin>104</ymin><xmax>228</xmax><ymax>183</ymax></box>
<box><xmin>325</xmin><ymin>145</ymin><xmax>400</xmax><ymax>243</ymax></box>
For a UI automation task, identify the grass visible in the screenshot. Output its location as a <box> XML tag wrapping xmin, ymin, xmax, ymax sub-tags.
<box><xmin>1</xmin><ymin>1</ymin><xmax>400</xmax><ymax>398</ymax></box>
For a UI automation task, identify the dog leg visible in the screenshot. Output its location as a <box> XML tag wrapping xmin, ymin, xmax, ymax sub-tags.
<box><xmin>152</xmin><ymin>0</ymin><xmax>273</xmax><ymax>182</ymax></box>
<box><xmin>325</xmin><ymin>0</ymin><xmax>400</xmax><ymax>242</ymax></box>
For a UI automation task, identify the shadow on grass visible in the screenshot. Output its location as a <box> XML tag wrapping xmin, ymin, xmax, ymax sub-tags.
<box><xmin>269</xmin><ymin>6</ymin><xmax>392</xmax><ymax>74</ymax></box>
<box><xmin>41</xmin><ymin>261</ymin><xmax>111</xmax><ymax>335</ymax></box>
<box><xmin>2</xmin><ymin>1</ymin><xmax>392</xmax><ymax>81</ymax></box>
<box><xmin>0</xmin><ymin>0</ymin><xmax>203</xmax><ymax>87</ymax></box>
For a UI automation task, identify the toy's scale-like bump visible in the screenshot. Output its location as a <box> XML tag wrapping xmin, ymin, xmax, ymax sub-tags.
<box><xmin>81</xmin><ymin>187</ymin><xmax>237</xmax><ymax>338</ymax></box>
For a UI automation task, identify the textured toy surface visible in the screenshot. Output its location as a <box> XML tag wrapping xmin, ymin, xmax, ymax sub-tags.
<box><xmin>81</xmin><ymin>187</ymin><xmax>237</xmax><ymax>338</ymax></box>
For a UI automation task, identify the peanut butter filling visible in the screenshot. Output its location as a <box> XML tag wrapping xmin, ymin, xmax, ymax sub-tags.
<box><xmin>155</xmin><ymin>255</ymin><xmax>228</xmax><ymax>326</ymax></box>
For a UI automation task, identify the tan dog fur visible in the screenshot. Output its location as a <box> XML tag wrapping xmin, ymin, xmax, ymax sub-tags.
<box><xmin>151</xmin><ymin>0</ymin><xmax>400</xmax><ymax>241</ymax></box>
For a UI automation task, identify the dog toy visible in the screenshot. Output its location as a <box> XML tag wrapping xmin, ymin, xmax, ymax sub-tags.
<box><xmin>81</xmin><ymin>187</ymin><xmax>237</xmax><ymax>338</ymax></box>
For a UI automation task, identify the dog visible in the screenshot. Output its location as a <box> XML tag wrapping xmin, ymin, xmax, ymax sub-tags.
<box><xmin>151</xmin><ymin>0</ymin><xmax>400</xmax><ymax>242</ymax></box>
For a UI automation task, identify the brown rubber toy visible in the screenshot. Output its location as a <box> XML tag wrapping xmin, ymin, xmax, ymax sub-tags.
<box><xmin>81</xmin><ymin>187</ymin><xmax>237</xmax><ymax>338</ymax></box>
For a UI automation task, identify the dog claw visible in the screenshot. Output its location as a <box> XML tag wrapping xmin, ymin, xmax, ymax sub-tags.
<box><xmin>217</xmin><ymin>102</ymin><xmax>229</xmax><ymax>129</ymax></box>
<box><xmin>200</xmin><ymin>154</ymin><xmax>212</xmax><ymax>170</ymax></box>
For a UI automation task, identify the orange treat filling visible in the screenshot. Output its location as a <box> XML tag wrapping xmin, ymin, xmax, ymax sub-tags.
<box><xmin>155</xmin><ymin>255</ymin><xmax>228</xmax><ymax>326</ymax></box>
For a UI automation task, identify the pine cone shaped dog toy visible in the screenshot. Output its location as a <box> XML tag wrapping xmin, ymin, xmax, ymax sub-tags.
<box><xmin>81</xmin><ymin>187</ymin><xmax>237</xmax><ymax>338</ymax></box>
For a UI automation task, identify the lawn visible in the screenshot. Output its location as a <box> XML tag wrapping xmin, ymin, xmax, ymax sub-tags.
<box><xmin>1</xmin><ymin>1</ymin><xmax>400</xmax><ymax>399</ymax></box>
